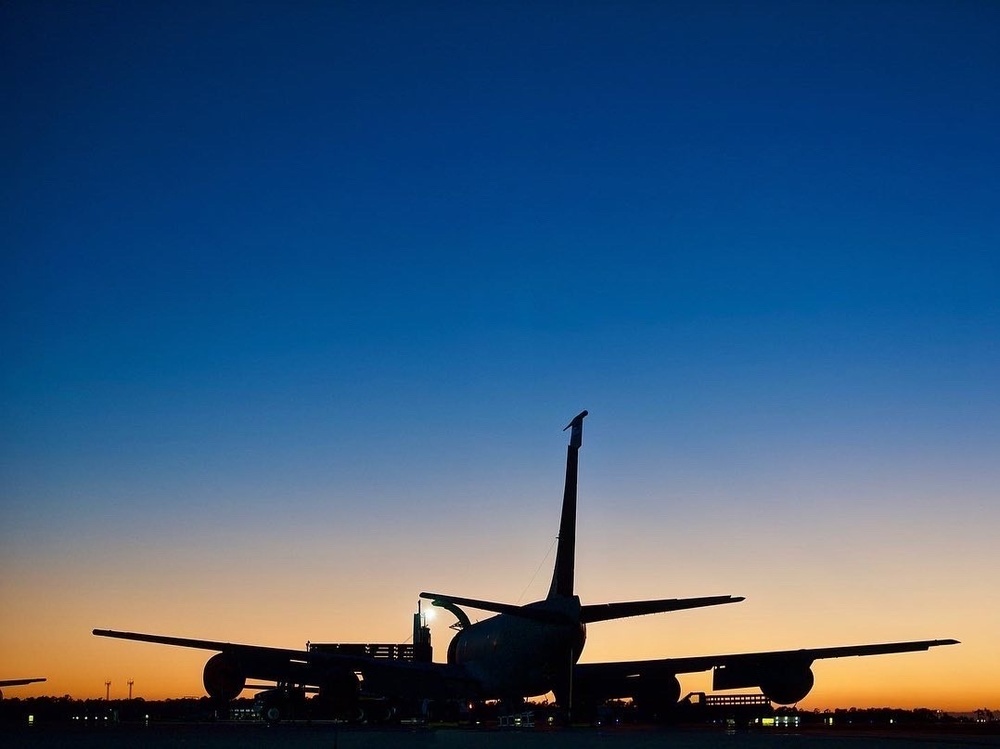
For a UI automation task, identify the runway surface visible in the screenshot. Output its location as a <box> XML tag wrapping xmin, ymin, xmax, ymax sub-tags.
<box><xmin>3</xmin><ymin>724</ymin><xmax>1000</xmax><ymax>749</ymax></box>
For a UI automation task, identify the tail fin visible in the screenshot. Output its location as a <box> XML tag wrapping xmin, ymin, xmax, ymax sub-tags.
<box><xmin>547</xmin><ymin>410</ymin><xmax>588</xmax><ymax>599</ymax></box>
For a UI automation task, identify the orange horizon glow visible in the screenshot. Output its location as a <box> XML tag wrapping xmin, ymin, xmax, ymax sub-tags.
<box><xmin>3</xmin><ymin>465</ymin><xmax>995</xmax><ymax>713</ymax></box>
<box><xmin>3</xmin><ymin>477</ymin><xmax>996</xmax><ymax>712</ymax></box>
<box><xmin>2</xmin><ymin>566</ymin><xmax>993</xmax><ymax>711</ymax></box>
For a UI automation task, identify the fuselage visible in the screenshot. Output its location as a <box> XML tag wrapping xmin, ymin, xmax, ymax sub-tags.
<box><xmin>446</xmin><ymin>595</ymin><xmax>587</xmax><ymax>699</ymax></box>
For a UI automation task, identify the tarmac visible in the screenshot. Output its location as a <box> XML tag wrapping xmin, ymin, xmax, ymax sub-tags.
<box><xmin>3</xmin><ymin>723</ymin><xmax>1000</xmax><ymax>749</ymax></box>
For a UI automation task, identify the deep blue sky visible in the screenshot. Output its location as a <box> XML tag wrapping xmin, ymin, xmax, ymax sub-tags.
<box><xmin>1</xmin><ymin>1</ymin><xmax>998</xmax><ymax>705</ymax></box>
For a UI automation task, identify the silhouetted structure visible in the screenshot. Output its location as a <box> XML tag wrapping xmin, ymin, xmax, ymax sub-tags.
<box><xmin>93</xmin><ymin>412</ymin><xmax>957</xmax><ymax>723</ymax></box>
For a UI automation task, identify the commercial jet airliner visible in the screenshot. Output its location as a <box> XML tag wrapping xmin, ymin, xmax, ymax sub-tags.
<box><xmin>94</xmin><ymin>411</ymin><xmax>957</xmax><ymax>720</ymax></box>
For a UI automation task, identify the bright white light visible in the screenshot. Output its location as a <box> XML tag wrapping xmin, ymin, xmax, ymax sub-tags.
<box><xmin>424</xmin><ymin>608</ymin><xmax>436</xmax><ymax>623</ymax></box>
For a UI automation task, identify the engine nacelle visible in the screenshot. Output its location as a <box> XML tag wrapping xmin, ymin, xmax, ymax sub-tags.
<box><xmin>572</xmin><ymin>672</ymin><xmax>682</xmax><ymax>719</ymax></box>
<box><xmin>713</xmin><ymin>659</ymin><xmax>815</xmax><ymax>705</ymax></box>
<box><xmin>631</xmin><ymin>674</ymin><xmax>682</xmax><ymax>718</ymax></box>
<box><xmin>318</xmin><ymin>668</ymin><xmax>360</xmax><ymax>705</ymax></box>
<box><xmin>760</xmin><ymin>667</ymin><xmax>814</xmax><ymax>705</ymax></box>
<box><xmin>203</xmin><ymin>652</ymin><xmax>246</xmax><ymax>702</ymax></box>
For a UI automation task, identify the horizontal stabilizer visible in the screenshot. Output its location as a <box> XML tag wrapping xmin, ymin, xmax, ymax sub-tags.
<box><xmin>580</xmin><ymin>595</ymin><xmax>745</xmax><ymax>624</ymax></box>
<box><xmin>419</xmin><ymin>592</ymin><xmax>571</xmax><ymax>624</ymax></box>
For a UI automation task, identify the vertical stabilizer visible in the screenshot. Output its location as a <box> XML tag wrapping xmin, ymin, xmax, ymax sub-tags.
<box><xmin>547</xmin><ymin>410</ymin><xmax>588</xmax><ymax>599</ymax></box>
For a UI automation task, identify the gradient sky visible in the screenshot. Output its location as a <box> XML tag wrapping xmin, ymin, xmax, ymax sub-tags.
<box><xmin>1</xmin><ymin>1</ymin><xmax>997</xmax><ymax>711</ymax></box>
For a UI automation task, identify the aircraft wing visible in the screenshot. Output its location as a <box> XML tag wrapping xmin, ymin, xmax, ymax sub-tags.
<box><xmin>92</xmin><ymin>629</ymin><xmax>473</xmax><ymax>700</ymax></box>
<box><xmin>0</xmin><ymin>678</ymin><xmax>46</xmax><ymax>687</ymax></box>
<box><xmin>93</xmin><ymin>629</ymin><xmax>304</xmax><ymax>657</ymax></box>
<box><xmin>578</xmin><ymin>638</ymin><xmax>960</xmax><ymax>678</ymax></box>
<box><xmin>94</xmin><ymin>629</ymin><xmax>355</xmax><ymax>691</ymax></box>
<box><xmin>575</xmin><ymin>638</ymin><xmax>959</xmax><ymax>704</ymax></box>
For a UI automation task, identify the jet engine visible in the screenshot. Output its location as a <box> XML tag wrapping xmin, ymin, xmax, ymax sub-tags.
<box><xmin>202</xmin><ymin>652</ymin><xmax>245</xmax><ymax>702</ymax></box>
<box><xmin>713</xmin><ymin>658</ymin><xmax>815</xmax><ymax>705</ymax></box>
<box><xmin>631</xmin><ymin>674</ymin><xmax>682</xmax><ymax>719</ymax></box>
<box><xmin>759</xmin><ymin>666</ymin><xmax>814</xmax><ymax>705</ymax></box>
<box><xmin>318</xmin><ymin>668</ymin><xmax>360</xmax><ymax>707</ymax></box>
<box><xmin>571</xmin><ymin>672</ymin><xmax>682</xmax><ymax>720</ymax></box>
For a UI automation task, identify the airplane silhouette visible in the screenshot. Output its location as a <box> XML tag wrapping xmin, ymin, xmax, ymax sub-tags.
<box><xmin>94</xmin><ymin>411</ymin><xmax>957</xmax><ymax>719</ymax></box>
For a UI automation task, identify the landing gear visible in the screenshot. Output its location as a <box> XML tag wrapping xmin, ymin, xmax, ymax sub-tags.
<box><xmin>261</xmin><ymin>703</ymin><xmax>283</xmax><ymax>725</ymax></box>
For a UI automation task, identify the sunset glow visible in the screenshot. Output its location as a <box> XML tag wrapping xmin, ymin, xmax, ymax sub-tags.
<box><xmin>2</xmin><ymin>1</ymin><xmax>997</xmax><ymax>713</ymax></box>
